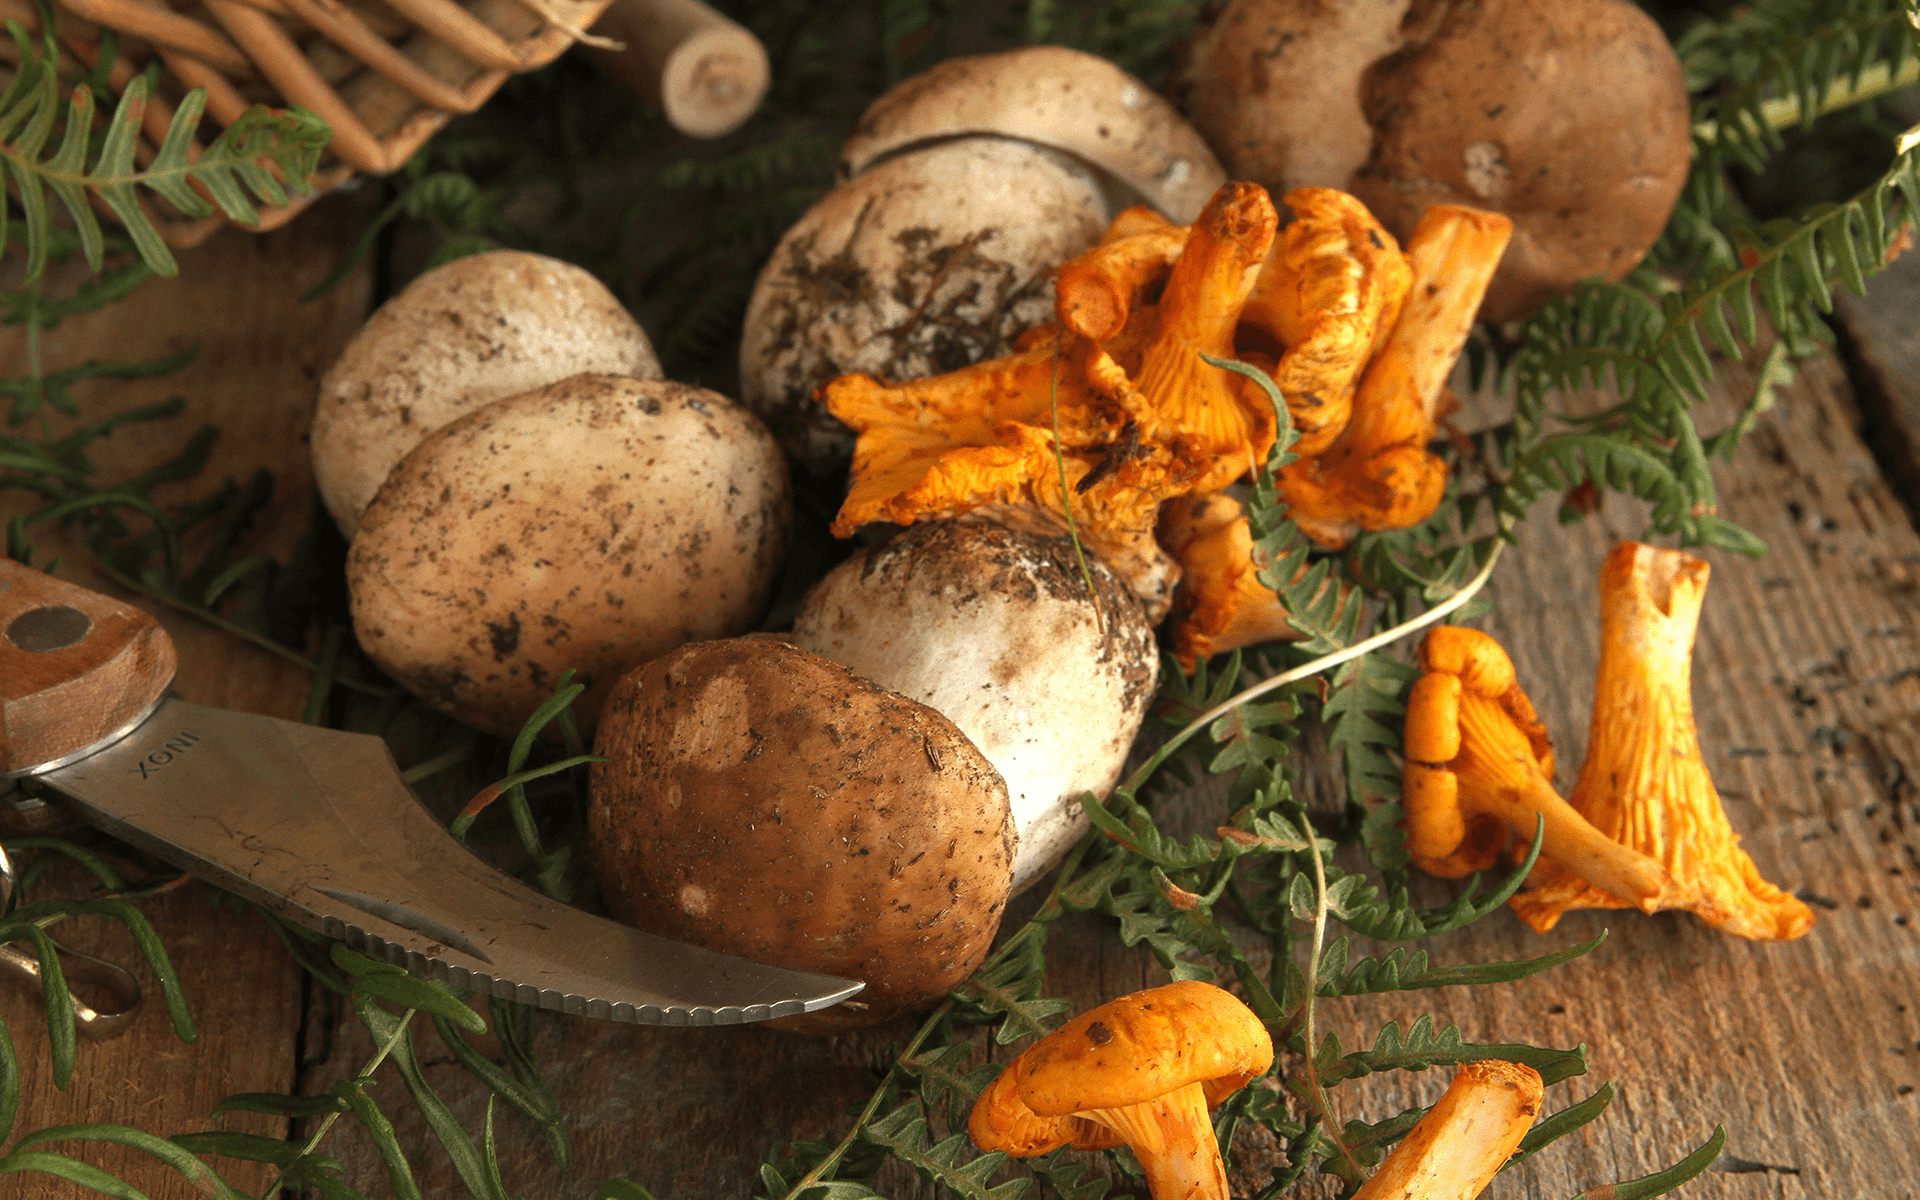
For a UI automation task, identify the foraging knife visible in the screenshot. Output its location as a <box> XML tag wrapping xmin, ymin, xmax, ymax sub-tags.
<box><xmin>0</xmin><ymin>559</ymin><xmax>863</xmax><ymax>1026</ymax></box>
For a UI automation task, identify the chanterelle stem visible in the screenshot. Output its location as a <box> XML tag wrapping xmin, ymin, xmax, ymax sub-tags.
<box><xmin>1454</xmin><ymin>693</ymin><xmax>1669</xmax><ymax>905</ymax></box>
<box><xmin>1080</xmin><ymin>1081</ymin><xmax>1226</xmax><ymax>1200</ymax></box>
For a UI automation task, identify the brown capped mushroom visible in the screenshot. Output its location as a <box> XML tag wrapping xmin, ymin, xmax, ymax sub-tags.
<box><xmin>1173</xmin><ymin>0</ymin><xmax>1693</xmax><ymax>322</ymax></box>
<box><xmin>588</xmin><ymin>637</ymin><xmax>1015</xmax><ymax>1032</ymax></box>
<box><xmin>346</xmin><ymin>374</ymin><xmax>789</xmax><ymax>739</ymax></box>
<box><xmin>313</xmin><ymin>249</ymin><xmax>662</xmax><ymax>537</ymax></box>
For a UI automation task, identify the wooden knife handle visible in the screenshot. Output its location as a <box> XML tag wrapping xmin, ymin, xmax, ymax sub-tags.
<box><xmin>0</xmin><ymin>559</ymin><xmax>176</xmax><ymax>776</ymax></box>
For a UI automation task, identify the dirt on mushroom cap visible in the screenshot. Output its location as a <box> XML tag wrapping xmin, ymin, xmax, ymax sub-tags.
<box><xmin>739</xmin><ymin>137</ymin><xmax>1112</xmax><ymax>476</ymax></box>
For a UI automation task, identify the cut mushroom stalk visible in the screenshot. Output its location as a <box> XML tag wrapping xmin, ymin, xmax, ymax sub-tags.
<box><xmin>1403</xmin><ymin>625</ymin><xmax>1670</xmax><ymax>906</ymax></box>
<box><xmin>1351</xmin><ymin>1059</ymin><xmax>1543</xmax><ymax>1200</ymax></box>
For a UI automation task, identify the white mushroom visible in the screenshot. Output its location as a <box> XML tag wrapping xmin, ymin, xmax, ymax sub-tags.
<box><xmin>313</xmin><ymin>250</ymin><xmax>662</xmax><ymax>537</ymax></box>
<box><xmin>838</xmin><ymin>45</ymin><xmax>1226</xmax><ymax>223</ymax></box>
<box><xmin>788</xmin><ymin>520</ymin><xmax>1159</xmax><ymax>893</ymax></box>
<box><xmin>347</xmin><ymin>374</ymin><xmax>789</xmax><ymax>739</ymax></box>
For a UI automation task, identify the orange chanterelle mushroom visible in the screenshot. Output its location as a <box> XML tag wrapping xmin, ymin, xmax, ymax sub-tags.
<box><xmin>1510</xmin><ymin>543</ymin><xmax>1816</xmax><ymax>940</ymax></box>
<box><xmin>1238</xmin><ymin>186</ymin><xmax>1413</xmax><ymax>458</ymax></box>
<box><xmin>1277</xmin><ymin>205</ymin><xmax>1512</xmax><ymax>548</ymax></box>
<box><xmin>1402</xmin><ymin>625</ymin><xmax>1672</xmax><ymax>907</ymax></box>
<box><xmin>968</xmin><ymin>980</ymin><xmax>1272</xmax><ymax>1200</ymax></box>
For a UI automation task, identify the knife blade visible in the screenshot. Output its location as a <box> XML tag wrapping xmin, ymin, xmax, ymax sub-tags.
<box><xmin>0</xmin><ymin>559</ymin><xmax>863</xmax><ymax>1026</ymax></box>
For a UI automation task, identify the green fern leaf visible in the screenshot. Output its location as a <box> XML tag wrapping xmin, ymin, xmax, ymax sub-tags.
<box><xmin>862</xmin><ymin>1107</ymin><xmax>1029</xmax><ymax>1200</ymax></box>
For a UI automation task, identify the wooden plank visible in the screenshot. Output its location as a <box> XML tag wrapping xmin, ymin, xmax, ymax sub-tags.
<box><xmin>1836</xmin><ymin>242</ymin><xmax>1920</xmax><ymax>515</ymax></box>
<box><xmin>294</xmin><ymin>886</ymin><xmax>1167</xmax><ymax>1197</ymax></box>
<box><xmin>0</xmin><ymin>194</ymin><xmax>375</xmax><ymax>1199</ymax></box>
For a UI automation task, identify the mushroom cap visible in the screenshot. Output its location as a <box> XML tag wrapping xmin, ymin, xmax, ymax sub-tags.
<box><xmin>346</xmin><ymin>375</ymin><xmax>789</xmax><ymax>738</ymax></box>
<box><xmin>839</xmin><ymin>46</ymin><xmax>1227</xmax><ymax>224</ymax></box>
<box><xmin>967</xmin><ymin>1053</ymin><xmax>1125</xmax><ymax>1158</ymax></box>
<box><xmin>788</xmin><ymin>519</ymin><xmax>1159</xmax><ymax>894</ymax></box>
<box><xmin>1347</xmin><ymin>0</ymin><xmax>1692</xmax><ymax>322</ymax></box>
<box><xmin>1173</xmin><ymin>0</ymin><xmax>1407</xmax><ymax>200</ymax></box>
<box><xmin>1172</xmin><ymin>0</ymin><xmax>1692</xmax><ymax>323</ymax></box>
<box><xmin>739</xmin><ymin>137</ymin><xmax>1111</xmax><ymax>475</ymax></box>
<box><xmin>313</xmin><ymin>250</ymin><xmax>661</xmax><ymax>537</ymax></box>
<box><xmin>588</xmin><ymin>637</ymin><xmax>1015</xmax><ymax>1032</ymax></box>
<box><xmin>1016</xmin><ymin>980</ymin><xmax>1273</xmax><ymax>1115</ymax></box>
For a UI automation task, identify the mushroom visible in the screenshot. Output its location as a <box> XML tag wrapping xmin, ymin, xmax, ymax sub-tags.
<box><xmin>738</xmin><ymin>137</ymin><xmax>1114</xmax><ymax>476</ymax></box>
<box><xmin>1509</xmin><ymin>543</ymin><xmax>1816</xmax><ymax>941</ymax></box>
<box><xmin>1276</xmin><ymin>204</ymin><xmax>1511</xmax><ymax>548</ymax></box>
<box><xmin>837</xmin><ymin>46</ymin><xmax>1226</xmax><ymax>224</ymax></box>
<box><xmin>1171</xmin><ymin>0</ymin><xmax>1694</xmax><ymax>322</ymax></box>
<box><xmin>346</xmin><ymin>374</ymin><xmax>790</xmax><ymax>739</ymax></box>
<box><xmin>739</xmin><ymin>46</ymin><xmax>1227</xmax><ymax>475</ymax></box>
<box><xmin>1238</xmin><ymin>186</ymin><xmax>1412</xmax><ymax>457</ymax></box>
<box><xmin>788</xmin><ymin>519</ymin><xmax>1159</xmax><ymax>894</ymax></box>
<box><xmin>587</xmin><ymin>636</ymin><xmax>1015</xmax><ymax>1032</ymax></box>
<box><xmin>312</xmin><ymin>249</ymin><xmax>662</xmax><ymax>537</ymax></box>
<box><xmin>967</xmin><ymin>980</ymin><xmax>1272</xmax><ymax>1200</ymax></box>
<box><xmin>1351</xmin><ymin>1059</ymin><xmax>1543</xmax><ymax>1200</ymax></box>
<box><xmin>1157</xmin><ymin>493</ymin><xmax>1314</xmax><ymax>670</ymax></box>
<box><xmin>1401</xmin><ymin>625</ymin><xmax>1671</xmax><ymax>907</ymax></box>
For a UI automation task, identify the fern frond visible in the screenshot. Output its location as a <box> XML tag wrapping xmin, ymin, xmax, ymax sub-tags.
<box><xmin>0</xmin><ymin>47</ymin><xmax>331</xmax><ymax>281</ymax></box>
<box><xmin>1303</xmin><ymin>1014</ymin><xmax>1590</xmax><ymax>1091</ymax></box>
<box><xmin>1683</xmin><ymin>0</ymin><xmax>1917</xmax><ymax>170</ymax></box>
<box><xmin>862</xmin><ymin>1106</ymin><xmax>1029</xmax><ymax>1200</ymax></box>
<box><xmin>1314</xmin><ymin>931</ymin><xmax>1607</xmax><ymax>999</ymax></box>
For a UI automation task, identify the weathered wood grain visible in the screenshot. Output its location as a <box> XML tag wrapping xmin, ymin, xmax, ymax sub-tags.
<box><xmin>1837</xmin><ymin>245</ymin><xmax>1920</xmax><ymax>520</ymax></box>
<box><xmin>0</xmin><ymin>196</ymin><xmax>374</xmax><ymax>1200</ymax></box>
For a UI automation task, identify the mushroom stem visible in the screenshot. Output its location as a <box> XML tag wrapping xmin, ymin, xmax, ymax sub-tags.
<box><xmin>1081</xmin><ymin>1081</ymin><xmax>1228</xmax><ymax>1200</ymax></box>
<box><xmin>1454</xmin><ymin>694</ymin><xmax>1668</xmax><ymax>906</ymax></box>
<box><xmin>1497</xmin><ymin>774</ymin><xmax>1669</xmax><ymax>907</ymax></box>
<box><xmin>1352</xmin><ymin>1059</ymin><xmax>1543</xmax><ymax>1200</ymax></box>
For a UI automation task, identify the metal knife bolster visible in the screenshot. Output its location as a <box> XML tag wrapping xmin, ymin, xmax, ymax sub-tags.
<box><xmin>26</xmin><ymin>697</ymin><xmax>862</xmax><ymax>1026</ymax></box>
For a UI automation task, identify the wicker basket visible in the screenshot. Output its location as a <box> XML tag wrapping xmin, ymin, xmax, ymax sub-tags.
<box><xmin>0</xmin><ymin>0</ymin><xmax>615</xmax><ymax>245</ymax></box>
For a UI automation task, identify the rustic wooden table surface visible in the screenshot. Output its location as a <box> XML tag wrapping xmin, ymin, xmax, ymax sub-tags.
<box><xmin>3</xmin><ymin>194</ymin><xmax>1918</xmax><ymax>1200</ymax></box>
